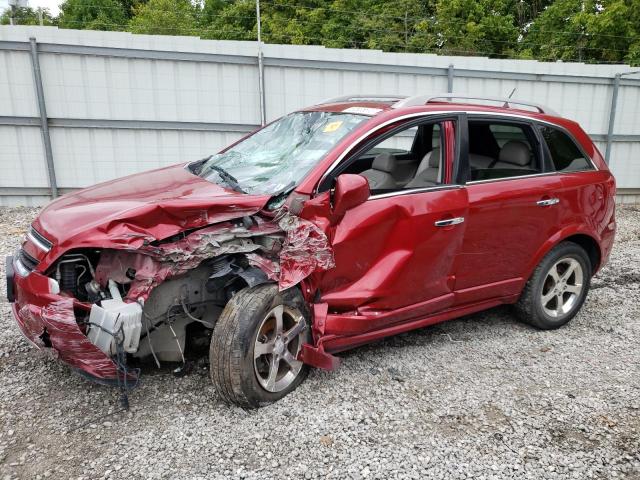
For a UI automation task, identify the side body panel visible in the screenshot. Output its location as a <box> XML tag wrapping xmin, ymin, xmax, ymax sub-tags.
<box><xmin>319</xmin><ymin>187</ymin><xmax>469</xmax><ymax>335</ymax></box>
<box><xmin>303</xmin><ymin>109</ymin><xmax>616</xmax><ymax>355</ymax></box>
<box><xmin>524</xmin><ymin>170</ymin><xmax>616</xmax><ymax>277</ymax></box>
<box><xmin>453</xmin><ymin>175</ymin><xmax>564</xmax><ymax>305</ymax></box>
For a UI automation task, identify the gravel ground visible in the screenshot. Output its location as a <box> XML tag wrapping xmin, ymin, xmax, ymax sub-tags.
<box><xmin>0</xmin><ymin>206</ymin><xmax>639</xmax><ymax>480</ymax></box>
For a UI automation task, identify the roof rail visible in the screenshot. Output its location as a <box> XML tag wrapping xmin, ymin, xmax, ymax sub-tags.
<box><xmin>392</xmin><ymin>93</ymin><xmax>559</xmax><ymax>116</ymax></box>
<box><xmin>318</xmin><ymin>94</ymin><xmax>408</xmax><ymax>105</ymax></box>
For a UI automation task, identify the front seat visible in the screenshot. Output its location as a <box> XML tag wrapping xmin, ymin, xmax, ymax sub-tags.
<box><xmin>406</xmin><ymin>148</ymin><xmax>440</xmax><ymax>188</ymax></box>
<box><xmin>492</xmin><ymin>141</ymin><xmax>531</xmax><ymax>169</ymax></box>
<box><xmin>360</xmin><ymin>153</ymin><xmax>397</xmax><ymax>190</ymax></box>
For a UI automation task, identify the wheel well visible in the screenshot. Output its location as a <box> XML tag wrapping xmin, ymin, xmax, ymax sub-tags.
<box><xmin>564</xmin><ymin>234</ymin><xmax>601</xmax><ymax>272</ymax></box>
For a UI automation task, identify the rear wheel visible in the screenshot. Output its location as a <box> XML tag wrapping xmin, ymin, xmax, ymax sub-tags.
<box><xmin>515</xmin><ymin>242</ymin><xmax>591</xmax><ymax>329</ymax></box>
<box><xmin>209</xmin><ymin>284</ymin><xmax>311</xmax><ymax>408</ymax></box>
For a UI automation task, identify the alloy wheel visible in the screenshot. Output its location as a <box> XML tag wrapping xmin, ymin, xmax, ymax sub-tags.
<box><xmin>540</xmin><ymin>257</ymin><xmax>584</xmax><ymax>318</ymax></box>
<box><xmin>253</xmin><ymin>304</ymin><xmax>307</xmax><ymax>393</ymax></box>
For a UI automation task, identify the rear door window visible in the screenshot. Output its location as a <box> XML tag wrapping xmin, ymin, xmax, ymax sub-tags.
<box><xmin>539</xmin><ymin>126</ymin><xmax>593</xmax><ymax>172</ymax></box>
<box><xmin>467</xmin><ymin>120</ymin><xmax>542</xmax><ymax>181</ymax></box>
<box><xmin>489</xmin><ymin>124</ymin><xmax>530</xmax><ymax>147</ymax></box>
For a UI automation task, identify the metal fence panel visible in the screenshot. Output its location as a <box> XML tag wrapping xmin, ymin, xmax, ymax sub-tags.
<box><xmin>0</xmin><ymin>49</ymin><xmax>38</xmax><ymax>117</ymax></box>
<box><xmin>1</xmin><ymin>126</ymin><xmax>48</xmax><ymax>186</ymax></box>
<box><xmin>50</xmin><ymin>128</ymin><xmax>244</xmax><ymax>187</ymax></box>
<box><xmin>0</xmin><ymin>25</ymin><xmax>639</xmax><ymax>205</ymax></box>
<box><xmin>38</xmin><ymin>55</ymin><xmax>261</xmax><ymax>124</ymax></box>
<box><xmin>264</xmin><ymin>66</ymin><xmax>450</xmax><ymax>118</ymax></box>
<box><xmin>615</xmin><ymin>85</ymin><xmax>640</xmax><ymax>135</ymax></box>
<box><xmin>606</xmin><ymin>142</ymin><xmax>640</xmax><ymax>189</ymax></box>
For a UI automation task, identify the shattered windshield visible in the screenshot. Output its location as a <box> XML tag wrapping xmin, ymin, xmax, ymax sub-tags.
<box><xmin>194</xmin><ymin>111</ymin><xmax>368</xmax><ymax>195</ymax></box>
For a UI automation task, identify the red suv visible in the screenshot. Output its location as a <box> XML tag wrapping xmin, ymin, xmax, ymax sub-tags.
<box><xmin>6</xmin><ymin>94</ymin><xmax>616</xmax><ymax>407</ymax></box>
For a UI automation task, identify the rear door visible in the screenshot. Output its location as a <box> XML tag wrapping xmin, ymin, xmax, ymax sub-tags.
<box><xmin>453</xmin><ymin>116</ymin><xmax>563</xmax><ymax>305</ymax></box>
<box><xmin>315</xmin><ymin>116</ymin><xmax>469</xmax><ymax>334</ymax></box>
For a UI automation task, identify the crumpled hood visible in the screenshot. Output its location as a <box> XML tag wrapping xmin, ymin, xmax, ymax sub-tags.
<box><xmin>33</xmin><ymin>163</ymin><xmax>271</xmax><ymax>250</ymax></box>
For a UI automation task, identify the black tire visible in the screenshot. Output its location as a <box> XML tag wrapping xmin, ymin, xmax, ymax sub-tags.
<box><xmin>209</xmin><ymin>284</ymin><xmax>311</xmax><ymax>408</ymax></box>
<box><xmin>515</xmin><ymin>241</ymin><xmax>592</xmax><ymax>330</ymax></box>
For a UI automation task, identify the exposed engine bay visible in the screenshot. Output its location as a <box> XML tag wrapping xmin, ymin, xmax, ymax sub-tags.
<box><xmin>37</xmin><ymin>211</ymin><xmax>334</xmax><ymax>392</ymax></box>
<box><xmin>54</xmin><ymin>253</ymin><xmax>238</xmax><ymax>366</ymax></box>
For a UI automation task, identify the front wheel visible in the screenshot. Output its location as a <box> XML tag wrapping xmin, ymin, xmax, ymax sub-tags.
<box><xmin>209</xmin><ymin>284</ymin><xmax>311</xmax><ymax>408</ymax></box>
<box><xmin>515</xmin><ymin>242</ymin><xmax>592</xmax><ymax>329</ymax></box>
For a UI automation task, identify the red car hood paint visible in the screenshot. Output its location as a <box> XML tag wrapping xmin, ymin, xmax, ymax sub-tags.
<box><xmin>33</xmin><ymin>163</ymin><xmax>271</xmax><ymax>250</ymax></box>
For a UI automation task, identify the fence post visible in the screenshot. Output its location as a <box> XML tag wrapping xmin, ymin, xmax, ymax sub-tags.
<box><xmin>604</xmin><ymin>73</ymin><xmax>620</xmax><ymax>165</ymax></box>
<box><xmin>256</xmin><ymin>0</ymin><xmax>266</xmax><ymax>126</ymax></box>
<box><xmin>447</xmin><ymin>64</ymin><xmax>454</xmax><ymax>93</ymax></box>
<box><xmin>28</xmin><ymin>37</ymin><xmax>58</xmax><ymax>198</ymax></box>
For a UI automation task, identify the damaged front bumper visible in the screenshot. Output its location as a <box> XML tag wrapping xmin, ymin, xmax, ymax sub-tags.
<box><xmin>7</xmin><ymin>257</ymin><xmax>123</xmax><ymax>381</ymax></box>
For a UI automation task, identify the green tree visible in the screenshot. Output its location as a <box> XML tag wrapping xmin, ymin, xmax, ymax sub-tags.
<box><xmin>0</xmin><ymin>7</ymin><xmax>56</xmax><ymax>26</ymax></box>
<box><xmin>58</xmin><ymin>0</ymin><xmax>128</xmax><ymax>31</ymax></box>
<box><xmin>129</xmin><ymin>0</ymin><xmax>198</xmax><ymax>36</ymax></box>
<box><xmin>322</xmin><ymin>0</ymin><xmax>434</xmax><ymax>52</ymax></box>
<box><xmin>523</xmin><ymin>0</ymin><xmax>593</xmax><ymax>62</ymax></box>
<box><xmin>341</xmin><ymin>0</ymin><xmax>434</xmax><ymax>52</ymax></box>
<box><xmin>429</xmin><ymin>0</ymin><xmax>520</xmax><ymax>57</ymax></box>
<box><xmin>24</xmin><ymin>0</ymin><xmax>639</xmax><ymax>66</ymax></box>
<box><xmin>585</xmin><ymin>0</ymin><xmax>640</xmax><ymax>64</ymax></box>
<box><xmin>257</xmin><ymin>0</ymin><xmax>435</xmax><ymax>51</ymax></box>
<box><xmin>261</xmin><ymin>0</ymin><xmax>325</xmax><ymax>46</ymax></box>
<box><xmin>523</xmin><ymin>0</ymin><xmax>640</xmax><ymax>64</ymax></box>
<box><xmin>117</xmin><ymin>0</ymin><xmax>150</xmax><ymax>19</ymax></box>
<box><xmin>198</xmin><ymin>0</ymin><xmax>257</xmax><ymax>41</ymax></box>
<box><xmin>627</xmin><ymin>42</ymin><xmax>640</xmax><ymax>67</ymax></box>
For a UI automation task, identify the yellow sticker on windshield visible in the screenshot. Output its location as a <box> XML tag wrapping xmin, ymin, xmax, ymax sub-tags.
<box><xmin>323</xmin><ymin>121</ymin><xmax>343</xmax><ymax>133</ymax></box>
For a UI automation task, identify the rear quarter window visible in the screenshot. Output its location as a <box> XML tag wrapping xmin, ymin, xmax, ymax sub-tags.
<box><xmin>540</xmin><ymin>126</ymin><xmax>593</xmax><ymax>172</ymax></box>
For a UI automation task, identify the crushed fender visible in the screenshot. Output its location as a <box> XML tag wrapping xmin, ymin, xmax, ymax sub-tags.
<box><xmin>93</xmin><ymin>210</ymin><xmax>335</xmax><ymax>300</ymax></box>
<box><xmin>277</xmin><ymin>213</ymin><xmax>335</xmax><ymax>290</ymax></box>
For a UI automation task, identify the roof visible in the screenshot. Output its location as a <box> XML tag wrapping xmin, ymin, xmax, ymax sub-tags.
<box><xmin>306</xmin><ymin>93</ymin><xmax>561</xmax><ymax>119</ymax></box>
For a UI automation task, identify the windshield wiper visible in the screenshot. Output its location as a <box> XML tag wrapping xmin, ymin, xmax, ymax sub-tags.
<box><xmin>205</xmin><ymin>164</ymin><xmax>246</xmax><ymax>194</ymax></box>
<box><xmin>273</xmin><ymin>181</ymin><xmax>296</xmax><ymax>197</ymax></box>
<box><xmin>266</xmin><ymin>181</ymin><xmax>296</xmax><ymax>210</ymax></box>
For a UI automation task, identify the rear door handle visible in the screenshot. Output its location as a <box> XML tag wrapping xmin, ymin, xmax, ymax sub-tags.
<box><xmin>434</xmin><ymin>217</ymin><xmax>465</xmax><ymax>227</ymax></box>
<box><xmin>536</xmin><ymin>198</ymin><xmax>560</xmax><ymax>207</ymax></box>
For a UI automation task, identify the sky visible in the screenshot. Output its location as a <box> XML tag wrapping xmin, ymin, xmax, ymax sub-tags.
<box><xmin>0</xmin><ymin>0</ymin><xmax>61</xmax><ymax>16</ymax></box>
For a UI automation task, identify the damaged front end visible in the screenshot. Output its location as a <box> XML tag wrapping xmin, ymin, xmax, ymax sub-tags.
<box><xmin>9</xmin><ymin>208</ymin><xmax>334</xmax><ymax>390</ymax></box>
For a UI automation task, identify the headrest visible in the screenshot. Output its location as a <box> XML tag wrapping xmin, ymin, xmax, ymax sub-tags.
<box><xmin>428</xmin><ymin>148</ymin><xmax>440</xmax><ymax>168</ymax></box>
<box><xmin>499</xmin><ymin>141</ymin><xmax>530</xmax><ymax>166</ymax></box>
<box><xmin>372</xmin><ymin>153</ymin><xmax>395</xmax><ymax>173</ymax></box>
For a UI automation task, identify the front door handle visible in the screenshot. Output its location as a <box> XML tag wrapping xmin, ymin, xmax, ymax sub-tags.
<box><xmin>434</xmin><ymin>217</ymin><xmax>465</xmax><ymax>227</ymax></box>
<box><xmin>536</xmin><ymin>198</ymin><xmax>560</xmax><ymax>207</ymax></box>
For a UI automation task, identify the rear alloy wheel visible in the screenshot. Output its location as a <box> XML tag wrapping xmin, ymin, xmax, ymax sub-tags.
<box><xmin>540</xmin><ymin>258</ymin><xmax>584</xmax><ymax>318</ymax></box>
<box><xmin>515</xmin><ymin>242</ymin><xmax>592</xmax><ymax>329</ymax></box>
<box><xmin>210</xmin><ymin>284</ymin><xmax>311</xmax><ymax>408</ymax></box>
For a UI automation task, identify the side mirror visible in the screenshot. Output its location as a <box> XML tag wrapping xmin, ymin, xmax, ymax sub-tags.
<box><xmin>332</xmin><ymin>174</ymin><xmax>370</xmax><ymax>218</ymax></box>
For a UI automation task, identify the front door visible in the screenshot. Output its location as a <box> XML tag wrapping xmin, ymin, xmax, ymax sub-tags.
<box><xmin>320</xmin><ymin>187</ymin><xmax>468</xmax><ymax>315</ymax></box>
<box><xmin>314</xmin><ymin>117</ymin><xmax>469</xmax><ymax>334</ymax></box>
